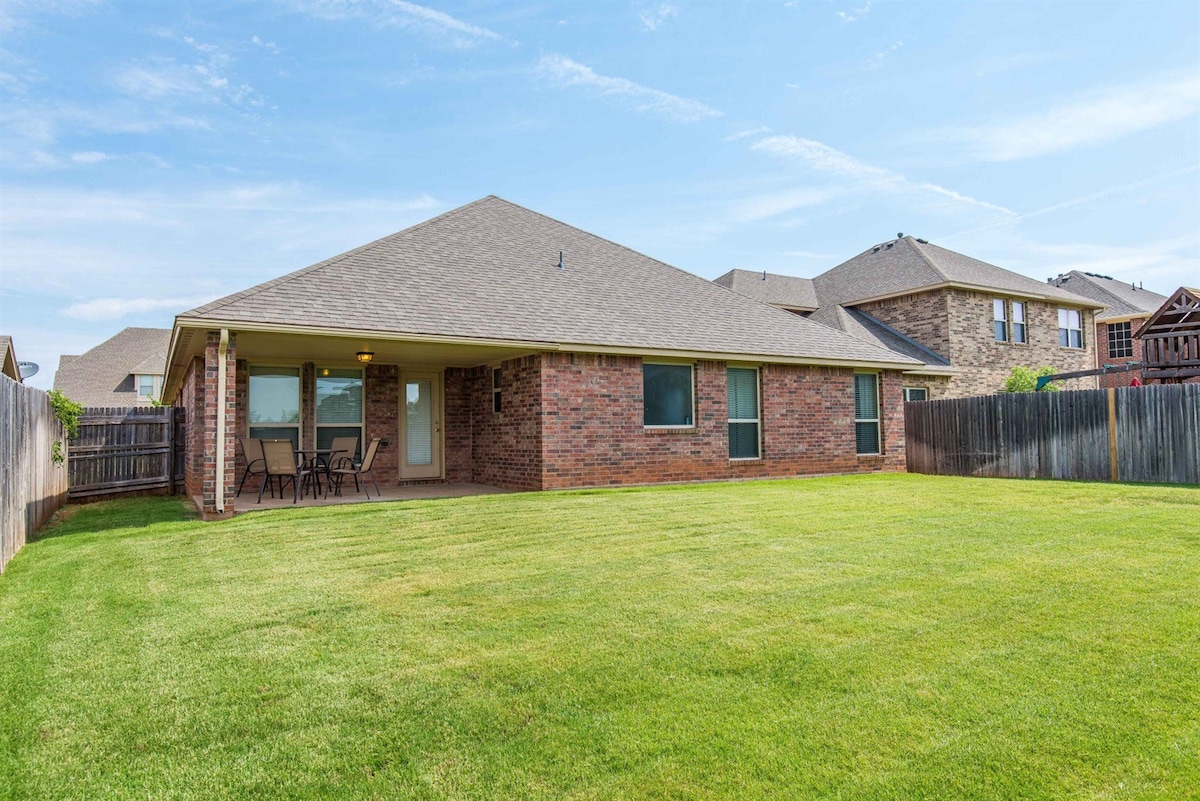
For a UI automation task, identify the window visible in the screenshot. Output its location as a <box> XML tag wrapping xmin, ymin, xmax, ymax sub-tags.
<box><xmin>492</xmin><ymin>367</ymin><xmax>502</xmax><ymax>413</ymax></box>
<box><xmin>643</xmin><ymin>363</ymin><xmax>693</xmax><ymax>427</ymax></box>
<box><xmin>903</xmin><ymin>387</ymin><xmax>928</xmax><ymax>402</ymax></box>
<box><xmin>1108</xmin><ymin>321</ymin><xmax>1133</xmax><ymax>358</ymax></box>
<box><xmin>727</xmin><ymin>367</ymin><xmax>760</xmax><ymax>459</ymax></box>
<box><xmin>137</xmin><ymin>374</ymin><xmax>162</xmax><ymax>401</ymax></box>
<box><xmin>993</xmin><ymin>298</ymin><xmax>1008</xmax><ymax>342</ymax></box>
<box><xmin>1058</xmin><ymin>308</ymin><xmax>1083</xmax><ymax>349</ymax></box>
<box><xmin>1012</xmin><ymin>301</ymin><xmax>1027</xmax><ymax>344</ymax></box>
<box><xmin>854</xmin><ymin>373</ymin><xmax>881</xmax><ymax>455</ymax></box>
<box><xmin>248</xmin><ymin>366</ymin><xmax>301</xmax><ymax>448</ymax></box>
<box><xmin>316</xmin><ymin>367</ymin><xmax>364</xmax><ymax>459</ymax></box>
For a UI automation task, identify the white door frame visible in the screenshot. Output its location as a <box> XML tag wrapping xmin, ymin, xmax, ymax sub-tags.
<box><xmin>398</xmin><ymin>370</ymin><xmax>444</xmax><ymax>480</ymax></box>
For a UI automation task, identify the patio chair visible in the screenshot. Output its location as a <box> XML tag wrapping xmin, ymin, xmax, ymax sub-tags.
<box><xmin>258</xmin><ymin>439</ymin><xmax>319</xmax><ymax>504</ymax></box>
<box><xmin>329</xmin><ymin>437</ymin><xmax>382</xmax><ymax>499</ymax></box>
<box><xmin>328</xmin><ymin>435</ymin><xmax>360</xmax><ymax>471</ymax></box>
<box><xmin>236</xmin><ymin>437</ymin><xmax>269</xmax><ymax>497</ymax></box>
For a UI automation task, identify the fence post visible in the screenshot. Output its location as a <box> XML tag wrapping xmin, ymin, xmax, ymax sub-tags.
<box><xmin>1107</xmin><ymin>387</ymin><xmax>1119</xmax><ymax>483</ymax></box>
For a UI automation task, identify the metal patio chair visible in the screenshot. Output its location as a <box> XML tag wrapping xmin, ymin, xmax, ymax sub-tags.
<box><xmin>258</xmin><ymin>439</ymin><xmax>319</xmax><ymax>504</ymax></box>
<box><xmin>329</xmin><ymin>437</ymin><xmax>382</xmax><ymax>499</ymax></box>
<box><xmin>236</xmin><ymin>437</ymin><xmax>269</xmax><ymax>497</ymax></box>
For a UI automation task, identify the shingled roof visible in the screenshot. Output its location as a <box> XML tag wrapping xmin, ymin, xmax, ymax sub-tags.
<box><xmin>712</xmin><ymin>269</ymin><xmax>818</xmax><ymax>311</ymax></box>
<box><xmin>0</xmin><ymin>336</ymin><xmax>19</xmax><ymax>383</ymax></box>
<box><xmin>1048</xmin><ymin>270</ymin><xmax>1168</xmax><ymax>321</ymax></box>
<box><xmin>180</xmin><ymin>196</ymin><xmax>917</xmax><ymax>367</ymax></box>
<box><xmin>54</xmin><ymin>327</ymin><xmax>170</xmax><ymax>406</ymax></box>
<box><xmin>814</xmin><ymin>236</ymin><xmax>1104</xmax><ymax>307</ymax></box>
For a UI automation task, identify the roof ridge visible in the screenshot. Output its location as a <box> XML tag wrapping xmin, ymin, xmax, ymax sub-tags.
<box><xmin>183</xmin><ymin>196</ymin><xmax>502</xmax><ymax>318</ymax></box>
<box><xmin>904</xmin><ymin>237</ymin><xmax>950</xmax><ymax>282</ymax></box>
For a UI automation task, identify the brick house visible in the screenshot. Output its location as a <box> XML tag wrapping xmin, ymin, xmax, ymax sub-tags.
<box><xmin>162</xmin><ymin>197</ymin><xmax>924</xmax><ymax>518</ymax></box>
<box><xmin>715</xmin><ymin>236</ymin><xmax>1105</xmax><ymax>399</ymax></box>
<box><xmin>1047</xmin><ymin>271</ymin><xmax>1168</xmax><ymax>388</ymax></box>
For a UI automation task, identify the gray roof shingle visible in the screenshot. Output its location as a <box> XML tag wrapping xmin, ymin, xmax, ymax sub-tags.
<box><xmin>53</xmin><ymin>327</ymin><xmax>170</xmax><ymax>406</ymax></box>
<box><xmin>814</xmin><ymin>236</ymin><xmax>1104</xmax><ymax>307</ymax></box>
<box><xmin>182</xmin><ymin>196</ymin><xmax>918</xmax><ymax>366</ymax></box>
<box><xmin>712</xmin><ymin>269</ymin><xmax>818</xmax><ymax>310</ymax></box>
<box><xmin>0</xmin><ymin>335</ymin><xmax>19</xmax><ymax>382</ymax></box>
<box><xmin>1048</xmin><ymin>270</ymin><xmax>1169</xmax><ymax>320</ymax></box>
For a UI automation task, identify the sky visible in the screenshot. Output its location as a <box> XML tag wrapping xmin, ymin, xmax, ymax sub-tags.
<box><xmin>1</xmin><ymin>0</ymin><xmax>1198</xmax><ymax>389</ymax></box>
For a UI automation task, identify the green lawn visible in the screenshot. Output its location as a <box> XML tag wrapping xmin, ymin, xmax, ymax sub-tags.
<box><xmin>1</xmin><ymin>475</ymin><xmax>1198</xmax><ymax>800</ymax></box>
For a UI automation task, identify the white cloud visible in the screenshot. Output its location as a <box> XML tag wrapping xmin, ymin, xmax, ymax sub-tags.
<box><xmin>251</xmin><ymin>35</ymin><xmax>281</xmax><ymax>54</ymax></box>
<box><xmin>70</xmin><ymin>150</ymin><xmax>111</xmax><ymax>163</ymax></box>
<box><xmin>62</xmin><ymin>296</ymin><xmax>217</xmax><ymax>321</ymax></box>
<box><xmin>290</xmin><ymin>0</ymin><xmax>508</xmax><ymax>47</ymax></box>
<box><xmin>723</xmin><ymin>125</ymin><xmax>771</xmax><ymax>142</ymax></box>
<box><xmin>638</xmin><ymin>3</ymin><xmax>679</xmax><ymax>32</ymax></box>
<box><xmin>865</xmin><ymin>40</ymin><xmax>902</xmax><ymax>70</ymax></box>
<box><xmin>751</xmin><ymin>134</ymin><xmax>1017</xmax><ymax>217</ymax></box>
<box><xmin>537</xmin><ymin>54</ymin><xmax>722</xmax><ymax>123</ymax></box>
<box><xmin>836</xmin><ymin>1</ymin><xmax>871</xmax><ymax>22</ymax></box>
<box><xmin>942</xmin><ymin>69</ymin><xmax>1200</xmax><ymax>161</ymax></box>
<box><xmin>732</xmin><ymin>187</ymin><xmax>837</xmax><ymax>222</ymax></box>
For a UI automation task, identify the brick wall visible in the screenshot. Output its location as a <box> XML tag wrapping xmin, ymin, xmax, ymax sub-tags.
<box><xmin>444</xmin><ymin>367</ymin><xmax>473</xmax><ymax>482</ymax></box>
<box><xmin>944</xmin><ymin>290</ymin><xmax>1096</xmax><ymax>396</ymax></box>
<box><xmin>1097</xmin><ymin>318</ymin><xmax>1146</xmax><ymax>389</ymax></box>
<box><xmin>469</xmin><ymin>356</ymin><xmax>543</xmax><ymax>490</ymax></box>
<box><xmin>198</xmin><ymin>331</ymin><xmax>237</xmax><ymax>517</ymax></box>
<box><xmin>364</xmin><ymin>364</ymin><xmax>399</xmax><ymax>482</ymax></box>
<box><xmin>539</xmin><ymin>354</ymin><xmax>906</xmax><ymax>489</ymax></box>
<box><xmin>179</xmin><ymin>356</ymin><xmax>204</xmax><ymax>498</ymax></box>
<box><xmin>857</xmin><ymin>290</ymin><xmax>951</xmax><ymax>361</ymax></box>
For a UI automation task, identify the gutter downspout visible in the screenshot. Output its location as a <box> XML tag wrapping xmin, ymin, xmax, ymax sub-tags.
<box><xmin>216</xmin><ymin>328</ymin><xmax>229</xmax><ymax>515</ymax></box>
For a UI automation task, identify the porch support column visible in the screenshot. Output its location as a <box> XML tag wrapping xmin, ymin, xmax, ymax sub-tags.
<box><xmin>201</xmin><ymin>329</ymin><xmax>237</xmax><ymax>520</ymax></box>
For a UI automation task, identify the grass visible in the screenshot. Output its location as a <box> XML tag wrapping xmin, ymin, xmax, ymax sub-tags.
<box><xmin>1</xmin><ymin>474</ymin><xmax>1198</xmax><ymax>800</ymax></box>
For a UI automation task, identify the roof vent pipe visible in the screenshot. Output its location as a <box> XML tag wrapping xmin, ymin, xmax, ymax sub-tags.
<box><xmin>557</xmin><ymin>251</ymin><xmax>564</xmax><ymax>270</ymax></box>
<box><xmin>762</xmin><ymin>270</ymin><xmax>767</xmax><ymax>281</ymax></box>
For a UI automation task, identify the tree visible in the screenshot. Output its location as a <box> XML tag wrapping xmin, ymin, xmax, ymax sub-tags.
<box><xmin>1002</xmin><ymin>366</ymin><xmax>1061</xmax><ymax>393</ymax></box>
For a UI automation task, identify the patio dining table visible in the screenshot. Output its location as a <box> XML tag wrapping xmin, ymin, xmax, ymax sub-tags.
<box><xmin>294</xmin><ymin>448</ymin><xmax>348</xmax><ymax>497</ymax></box>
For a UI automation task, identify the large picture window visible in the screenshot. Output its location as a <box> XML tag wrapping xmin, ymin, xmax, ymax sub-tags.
<box><xmin>854</xmin><ymin>373</ymin><xmax>881</xmax><ymax>455</ymax></box>
<box><xmin>1108</xmin><ymin>321</ymin><xmax>1133</xmax><ymax>358</ymax></box>
<box><xmin>643</xmin><ymin>363</ymin><xmax>694</xmax><ymax>427</ymax></box>
<box><xmin>316</xmin><ymin>367</ymin><xmax>364</xmax><ymax>459</ymax></box>
<box><xmin>727</xmin><ymin>367</ymin><xmax>760</xmax><ymax>459</ymax></box>
<box><xmin>249</xmin><ymin>366</ymin><xmax>301</xmax><ymax>448</ymax></box>
<box><xmin>1058</xmin><ymin>308</ymin><xmax>1083</xmax><ymax>349</ymax></box>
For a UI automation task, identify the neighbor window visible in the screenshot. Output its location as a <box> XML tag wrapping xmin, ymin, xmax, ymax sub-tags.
<box><xmin>993</xmin><ymin>298</ymin><xmax>1008</xmax><ymax>342</ymax></box>
<box><xmin>137</xmin><ymin>374</ymin><xmax>162</xmax><ymax>401</ymax></box>
<box><xmin>1108</xmin><ymin>321</ymin><xmax>1133</xmax><ymax>358</ymax></box>
<box><xmin>492</xmin><ymin>367</ymin><xmax>502</xmax><ymax>413</ymax></box>
<box><xmin>249</xmin><ymin>366</ymin><xmax>301</xmax><ymax>448</ymax></box>
<box><xmin>1012</xmin><ymin>301</ymin><xmax>1027</xmax><ymax>344</ymax></box>
<box><xmin>643</xmin><ymin>363</ymin><xmax>694</xmax><ymax>427</ymax></box>
<box><xmin>903</xmin><ymin>387</ymin><xmax>928</xmax><ymax>402</ymax></box>
<box><xmin>1058</xmin><ymin>309</ymin><xmax>1083</xmax><ymax>349</ymax></box>
<box><xmin>854</xmin><ymin>373</ymin><xmax>881</xmax><ymax>455</ymax></box>
<box><xmin>727</xmin><ymin>367</ymin><xmax>760</xmax><ymax>459</ymax></box>
<box><xmin>315</xmin><ymin>367</ymin><xmax>364</xmax><ymax>460</ymax></box>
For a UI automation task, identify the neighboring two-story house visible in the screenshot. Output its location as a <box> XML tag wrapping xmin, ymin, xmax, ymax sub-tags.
<box><xmin>54</xmin><ymin>327</ymin><xmax>171</xmax><ymax>406</ymax></box>
<box><xmin>716</xmin><ymin>236</ymin><xmax>1105</xmax><ymax>399</ymax></box>
<box><xmin>1046</xmin><ymin>271</ymin><xmax>1168</xmax><ymax>388</ymax></box>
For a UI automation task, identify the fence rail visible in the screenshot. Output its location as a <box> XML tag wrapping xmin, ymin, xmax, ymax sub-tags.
<box><xmin>1</xmin><ymin>376</ymin><xmax>68</xmax><ymax>572</ymax></box>
<box><xmin>905</xmin><ymin>384</ymin><xmax>1200</xmax><ymax>485</ymax></box>
<box><xmin>68</xmin><ymin>406</ymin><xmax>183</xmax><ymax>499</ymax></box>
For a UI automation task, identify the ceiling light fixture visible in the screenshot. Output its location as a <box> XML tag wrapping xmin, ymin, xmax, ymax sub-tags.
<box><xmin>356</xmin><ymin>351</ymin><xmax>374</xmax><ymax>363</ymax></box>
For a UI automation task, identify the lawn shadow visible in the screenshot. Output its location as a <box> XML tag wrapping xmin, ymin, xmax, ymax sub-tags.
<box><xmin>34</xmin><ymin>496</ymin><xmax>199</xmax><ymax>541</ymax></box>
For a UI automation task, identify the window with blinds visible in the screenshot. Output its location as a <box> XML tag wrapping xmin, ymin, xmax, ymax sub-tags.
<box><xmin>727</xmin><ymin>367</ymin><xmax>760</xmax><ymax>459</ymax></box>
<box><xmin>248</xmin><ymin>365</ymin><xmax>301</xmax><ymax>448</ymax></box>
<box><xmin>316</xmin><ymin>367</ymin><xmax>363</xmax><ymax>459</ymax></box>
<box><xmin>643</xmin><ymin>363</ymin><xmax>694</xmax><ymax>427</ymax></box>
<box><xmin>854</xmin><ymin>373</ymin><xmax>880</xmax><ymax>455</ymax></box>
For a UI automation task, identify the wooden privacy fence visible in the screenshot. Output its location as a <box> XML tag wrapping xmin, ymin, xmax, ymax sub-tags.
<box><xmin>1</xmin><ymin>376</ymin><xmax>68</xmax><ymax>572</ymax></box>
<box><xmin>68</xmin><ymin>406</ymin><xmax>184</xmax><ymax>499</ymax></box>
<box><xmin>905</xmin><ymin>383</ymin><xmax>1200</xmax><ymax>485</ymax></box>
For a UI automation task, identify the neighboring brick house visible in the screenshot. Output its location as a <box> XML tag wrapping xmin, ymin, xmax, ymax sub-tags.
<box><xmin>715</xmin><ymin>236</ymin><xmax>1105</xmax><ymax>399</ymax></box>
<box><xmin>54</xmin><ymin>327</ymin><xmax>171</xmax><ymax>406</ymax></box>
<box><xmin>162</xmin><ymin>197</ymin><xmax>922</xmax><ymax>518</ymax></box>
<box><xmin>1046</xmin><ymin>271</ymin><xmax>1168</xmax><ymax>388</ymax></box>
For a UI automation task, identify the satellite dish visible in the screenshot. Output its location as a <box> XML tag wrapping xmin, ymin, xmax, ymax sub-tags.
<box><xmin>17</xmin><ymin>362</ymin><xmax>39</xmax><ymax>379</ymax></box>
